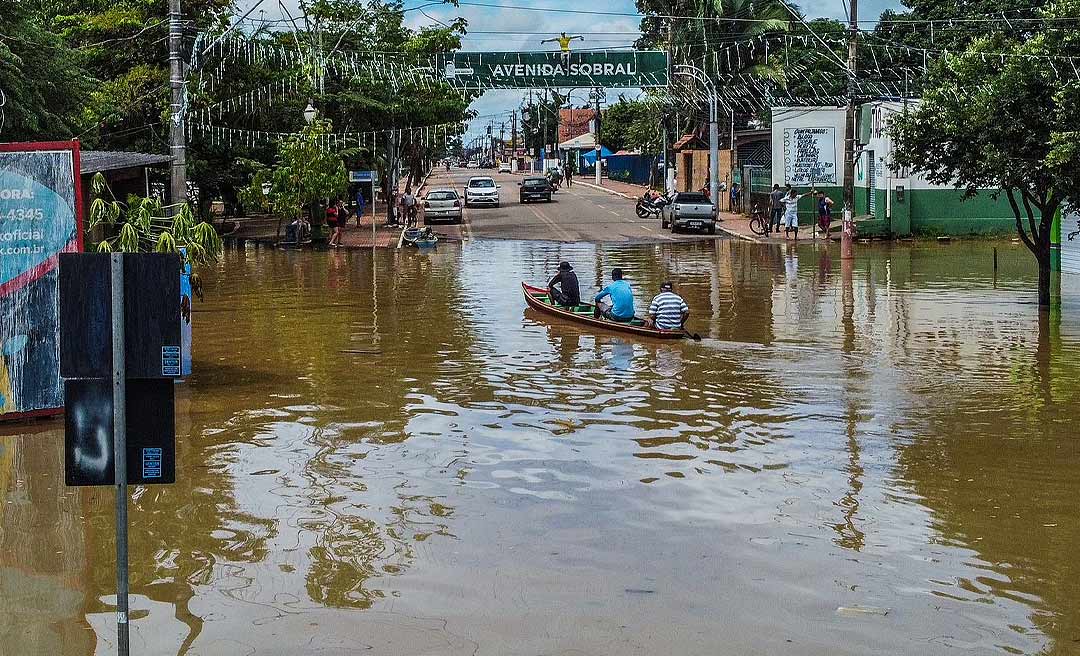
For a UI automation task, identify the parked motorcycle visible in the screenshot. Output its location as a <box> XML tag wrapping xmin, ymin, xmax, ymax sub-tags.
<box><xmin>635</xmin><ymin>190</ymin><xmax>670</xmax><ymax>218</ymax></box>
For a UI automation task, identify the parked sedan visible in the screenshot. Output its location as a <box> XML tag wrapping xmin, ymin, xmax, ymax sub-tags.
<box><xmin>518</xmin><ymin>177</ymin><xmax>553</xmax><ymax>203</ymax></box>
<box><xmin>464</xmin><ymin>176</ymin><xmax>500</xmax><ymax>208</ymax></box>
<box><xmin>422</xmin><ymin>188</ymin><xmax>463</xmax><ymax>224</ymax></box>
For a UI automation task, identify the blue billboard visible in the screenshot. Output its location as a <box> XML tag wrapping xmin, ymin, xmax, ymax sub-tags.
<box><xmin>0</xmin><ymin>142</ymin><xmax>83</xmax><ymax>420</ymax></box>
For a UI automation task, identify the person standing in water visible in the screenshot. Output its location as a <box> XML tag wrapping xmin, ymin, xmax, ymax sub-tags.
<box><xmin>816</xmin><ymin>190</ymin><xmax>835</xmax><ymax>237</ymax></box>
<box><xmin>781</xmin><ymin>187</ymin><xmax>813</xmax><ymax>240</ymax></box>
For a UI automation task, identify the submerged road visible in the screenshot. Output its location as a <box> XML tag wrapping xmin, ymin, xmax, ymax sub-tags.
<box><xmin>423</xmin><ymin>167</ymin><xmax>723</xmax><ymax>243</ymax></box>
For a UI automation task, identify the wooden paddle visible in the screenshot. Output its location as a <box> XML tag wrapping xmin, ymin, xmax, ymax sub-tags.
<box><xmin>683</xmin><ymin>327</ymin><xmax>702</xmax><ymax>342</ymax></box>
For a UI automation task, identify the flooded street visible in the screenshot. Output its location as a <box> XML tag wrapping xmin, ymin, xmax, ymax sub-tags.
<box><xmin>3</xmin><ymin>238</ymin><xmax>1080</xmax><ymax>655</ymax></box>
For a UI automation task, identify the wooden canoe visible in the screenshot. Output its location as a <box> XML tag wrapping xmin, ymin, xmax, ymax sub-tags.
<box><xmin>521</xmin><ymin>282</ymin><xmax>685</xmax><ymax>339</ymax></box>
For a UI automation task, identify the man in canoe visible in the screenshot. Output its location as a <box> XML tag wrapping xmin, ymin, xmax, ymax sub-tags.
<box><xmin>548</xmin><ymin>261</ymin><xmax>581</xmax><ymax>308</ymax></box>
<box><xmin>593</xmin><ymin>268</ymin><xmax>635</xmax><ymax>322</ymax></box>
<box><xmin>646</xmin><ymin>281</ymin><xmax>689</xmax><ymax>331</ymax></box>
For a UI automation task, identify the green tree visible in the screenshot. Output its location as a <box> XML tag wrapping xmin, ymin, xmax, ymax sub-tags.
<box><xmin>241</xmin><ymin>119</ymin><xmax>349</xmax><ymax>239</ymax></box>
<box><xmin>0</xmin><ymin>0</ymin><xmax>92</xmax><ymax>140</ymax></box>
<box><xmin>600</xmin><ymin>97</ymin><xmax>664</xmax><ymax>154</ymax></box>
<box><xmin>890</xmin><ymin>0</ymin><xmax>1080</xmax><ymax>307</ymax></box>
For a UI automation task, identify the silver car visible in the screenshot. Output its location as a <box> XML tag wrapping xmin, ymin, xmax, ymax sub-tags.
<box><xmin>422</xmin><ymin>188</ymin><xmax>463</xmax><ymax>224</ymax></box>
<box><xmin>464</xmin><ymin>176</ymin><xmax>500</xmax><ymax>208</ymax></box>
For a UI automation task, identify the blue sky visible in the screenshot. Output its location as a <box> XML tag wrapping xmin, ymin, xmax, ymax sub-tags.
<box><xmin>238</xmin><ymin>0</ymin><xmax>905</xmax><ymax>140</ymax></box>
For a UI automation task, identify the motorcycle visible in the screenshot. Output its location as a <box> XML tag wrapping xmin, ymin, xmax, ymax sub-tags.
<box><xmin>546</xmin><ymin>170</ymin><xmax>563</xmax><ymax>191</ymax></box>
<box><xmin>635</xmin><ymin>191</ymin><xmax>670</xmax><ymax>218</ymax></box>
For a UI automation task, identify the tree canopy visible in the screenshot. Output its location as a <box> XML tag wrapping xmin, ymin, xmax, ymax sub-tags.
<box><xmin>890</xmin><ymin>0</ymin><xmax>1080</xmax><ymax>306</ymax></box>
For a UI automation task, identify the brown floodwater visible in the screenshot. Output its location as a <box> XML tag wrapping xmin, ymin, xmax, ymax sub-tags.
<box><xmin>2</xmin><ymin>238</ymin><xmax>1079</xmax><ymax>655</ymax></box>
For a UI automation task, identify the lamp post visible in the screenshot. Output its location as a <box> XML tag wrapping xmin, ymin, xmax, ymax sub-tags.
<box><xmin>675</xmin><ymin>64</ymin><xmax>720</xmax><ymax>210</ymax></box>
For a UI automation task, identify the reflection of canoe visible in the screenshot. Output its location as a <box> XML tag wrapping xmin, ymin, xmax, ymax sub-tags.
<box><xmin>521</xmin><ymin>282</ymin><xmax>685</xmax><ymax>339</ymax></box>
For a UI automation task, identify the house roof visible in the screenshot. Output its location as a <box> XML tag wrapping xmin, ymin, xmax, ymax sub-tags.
<box><xmin>559</xmin><ymin>132</ymin><xmax>598</xmax><ymax>150</ymax></box>
<box><xmin>672</xmin><ymin>134</ymin><xmax>708</xmax><ymax>151</ymax></box>
<box><xmin>80</xmin><ymin>150</ymin><xmax>172</xmax><ymax>175</ymax></box>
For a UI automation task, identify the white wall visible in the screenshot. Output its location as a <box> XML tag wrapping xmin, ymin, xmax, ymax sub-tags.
<box><xmin>1062</xmin><ymin>209</ymin><xmax>1080</xmax><ymax>276</ymax></box>
<box><xmin>770</xmin><ymin>107</ymin><xmax>846</xmax><ymax>188</ymax></box>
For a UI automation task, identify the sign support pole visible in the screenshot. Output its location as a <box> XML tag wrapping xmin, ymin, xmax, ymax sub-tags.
<box><xmin>110</xmin><ymin>253</ymin><xmax>130</xmax><ymax>656</ymax></box>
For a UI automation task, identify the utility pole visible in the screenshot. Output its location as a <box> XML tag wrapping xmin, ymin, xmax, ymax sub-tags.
<box><xmin>842</xmin><ymin>0</ymin><xmax>858</xmax><ymax>259</ymax></box>
<box><xmin>168</xmin><ymin>0</ymin><xmax>187</xmax><ymax>205</ymax></box>
<box><xmin>709</xmin><ymin>92</ymin><xmax>719</xmax><ymax>211</ymax></box>
<box><xmin>593</xmin><ymin>89</ymin><xmax>602</xmax><ymax>186</ymax></box>
<box><xmin>541</xmin><ymin>94</ymin><xmax>548</xmax><ymax>171</ymax></box>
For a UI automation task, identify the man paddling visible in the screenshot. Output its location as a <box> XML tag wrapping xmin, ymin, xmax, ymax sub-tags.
<box><xmin>548</xmin><ymin>261</ymin><xmax>581</xmax><ymax>307</ymax></box>
<box><xmin>646</xmin><ymin>281</ymin><xmax>689</xmax><ymax>331</ymax></box>
<box><xmin>593</xmin><ymin>268</ymin><xmax>635</xmax><ymax>322</ymax></box>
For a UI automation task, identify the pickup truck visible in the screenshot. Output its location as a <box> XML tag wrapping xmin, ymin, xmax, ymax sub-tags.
<box><xmin>661</xmin><ymin>192</ymin><xmax>717</xmax><ymax>234</ymax></box>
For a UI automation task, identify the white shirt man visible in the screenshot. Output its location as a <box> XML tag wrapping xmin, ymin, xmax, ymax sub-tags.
<box><xmin>647</xmin><ymin>281</ymin><xmax>690</xmax><ymax>330</ymax></box>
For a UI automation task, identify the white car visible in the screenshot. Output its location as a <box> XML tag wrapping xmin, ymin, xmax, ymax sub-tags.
<box><xmin>498</xmin><ymin>161</ymin><xmax>512</xmax><ymax>174</ymax></box>
<box><xmin>464</xmin><ymin>177</ymin><xmax>500</xmax><ymax>208</ymax></box>
<box><xmin>422</xmin><ymin>188</ymin><xmax>463</xmax><ymax>224</ymax></box>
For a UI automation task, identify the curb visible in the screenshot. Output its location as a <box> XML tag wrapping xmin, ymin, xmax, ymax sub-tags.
<box><xmin>573</xmin><ymin>180</ymin><xmax>638</xmax><ymax>200</ymax></box>
<box><xmin>716</xmin><ymin>224</ymin><xmax>762</xmax><ymax>243</ymax></box>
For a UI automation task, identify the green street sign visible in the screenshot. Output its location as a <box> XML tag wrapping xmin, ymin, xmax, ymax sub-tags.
<box><xmin>437</xmin><ymin>51</ymin><xmax>668</xmax><ymax>89</ymax></box>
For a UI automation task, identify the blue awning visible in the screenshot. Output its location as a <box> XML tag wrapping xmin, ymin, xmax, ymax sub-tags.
<box><xmin>582</xmin><ymin>147</ymin><xmax>614</xmax><ymax>164</ymax></box>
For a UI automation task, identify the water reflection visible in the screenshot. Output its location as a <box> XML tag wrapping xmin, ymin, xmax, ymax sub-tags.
<box><xmin>0</xmin><ymin>239</ymin><xmax>1078</xmax><ymax>655</ymax></box>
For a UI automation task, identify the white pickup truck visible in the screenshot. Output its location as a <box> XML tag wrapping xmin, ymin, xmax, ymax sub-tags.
<box><xmin>661</xmin><ymin>192</ymin><xmax>717</xmax><ymax>234</ymax></box>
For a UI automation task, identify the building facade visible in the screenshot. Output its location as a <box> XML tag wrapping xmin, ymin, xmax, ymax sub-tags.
<box><xmin>558</xmin><ymin>108</ymin><xmax>596</xmax><ymax>144</ymax></box>
<box><xmin>771</xmin><ymin>103</ymin><xmax>1020</xmax><ymax>237</ymax></box>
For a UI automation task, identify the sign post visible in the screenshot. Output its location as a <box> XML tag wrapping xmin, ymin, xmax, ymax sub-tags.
<box><xmin>110</xmin><ymin>253</ymin><xmax>130</xmax><ymax>656</ymax></box>
<box><xmin>60</xmin><ymin>252</ymin><xmax>180</xmax><ymax>655</ymax></box>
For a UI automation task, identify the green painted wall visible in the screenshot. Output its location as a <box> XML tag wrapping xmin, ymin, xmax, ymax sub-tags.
<box><xmin>853</xmin><ymin>186</ymin><xmax>1021</xmax><ymax>238</ymax></box>
<box><xmin>908</xmin><ymin>189</ymin><xmax>1017</xmax><ymax>236</ymax></box>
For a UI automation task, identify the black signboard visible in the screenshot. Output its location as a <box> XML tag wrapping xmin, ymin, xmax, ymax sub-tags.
<box><xmin>59</xmin><ymin>253</ymin><xmax>181</xmax><ymax>379</ymax></box>
<box><xmin>64</xmin><ymin>378</ymin><xmax>175</xmax><ymax>486</ymax></box>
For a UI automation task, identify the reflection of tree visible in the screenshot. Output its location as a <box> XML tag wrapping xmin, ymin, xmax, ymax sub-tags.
<box><xmin>893</xmin><ymin>302</ymin><xmax>1080</xmax><ymax>653</ymax></box>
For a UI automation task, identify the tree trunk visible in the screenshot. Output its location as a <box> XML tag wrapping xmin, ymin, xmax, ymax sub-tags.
<box><xmin>1038</xmin><ymin>254</ymin><xmax>1052</xmax><ymax>307</ymax></box>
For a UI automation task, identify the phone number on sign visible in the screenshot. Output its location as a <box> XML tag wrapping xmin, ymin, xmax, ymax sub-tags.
<box><xmin>1</xmin><ymin>208</ymin><xmax>45</xmax><ymax>221</ymax></box>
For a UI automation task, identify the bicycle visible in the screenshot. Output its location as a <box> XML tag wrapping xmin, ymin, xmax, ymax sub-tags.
<box><xmin>749</xmin><ymin>204</ymin><xmax>769</xmax><ymax>236</ymax></box>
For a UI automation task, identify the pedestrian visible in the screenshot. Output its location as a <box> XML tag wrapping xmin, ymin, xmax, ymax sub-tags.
<box><xmin>816</xmin><ymin>190</ymin><xmax>835</xmax><ymax>236</ymax></box>
<box><xmin>729</xmin><ymin>182</ymin><xmax>741</xmax><ymax>213</ymax></box>
<box><xmin>593</xmin><ymin>268</ymin><xmax>635</xmax><ymax>322</ymax></box>
<box><xmin>402</xmin><ymin>187</ymin><xmax>418</xmax><ymax>225</ymax></box>
<box><xmin>355</xmin><ymin>189</ymin><xmax>366</xmax><ymax>226</ymax></box>
<box><xmin>646</xmin><ymin>281</ymin><xmax>690</xmax><ymax>331</ymax></box>
<box><xmin>781</xmin><ymin>187</ymin><xmax>812</xmax><ymax>240</ymax></box>
<box><xmin>565</xmin><ymin>162</ymin><xmax>573</xmax><ymax>188</ymax></box>
<box><xmin>769</xmin><ymin>184</ymin><xmax>785</xmax><ymax>235</ymax></box>
<box><xmin>326</xmin><ymin>198</ymin><xmax>343</xmax><ymax>248</ymax></box>
<box><xmin>336</xmin><ymin>198</ymin><xmax>350</xmax><ymax>234</ymax></box>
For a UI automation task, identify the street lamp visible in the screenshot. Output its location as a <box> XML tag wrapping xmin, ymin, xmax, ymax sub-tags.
<box><xmin>674</xmin><ymin>64</ymin><xmax>721</xmax><ymax>210</ymax></box>
<box><xmin>303</xmin><ymin>101</ymin><xmax>318</xmax><ymax>125</ymax></box>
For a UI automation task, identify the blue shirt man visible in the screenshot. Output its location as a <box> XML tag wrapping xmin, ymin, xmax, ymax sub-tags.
<box><xmin>594</xmin><ymin>268</ymin><xmax>635</xmax><ymax>322</ymax></box>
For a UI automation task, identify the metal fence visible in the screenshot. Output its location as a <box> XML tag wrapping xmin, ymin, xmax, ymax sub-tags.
<box><xmin>606</xmin><ymin>154</ymin><xmax>660</xmax><ymax>186</ymax></box>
